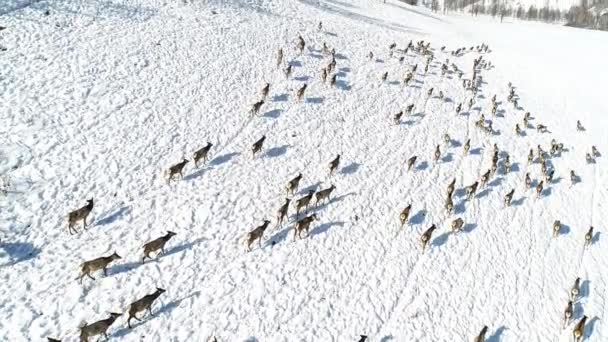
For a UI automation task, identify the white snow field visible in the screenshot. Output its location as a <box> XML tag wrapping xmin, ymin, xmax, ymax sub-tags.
<box><xmin>1</xmin><ymin>0</ymin><xmax>608</xmax><ymax>341</ymax></box>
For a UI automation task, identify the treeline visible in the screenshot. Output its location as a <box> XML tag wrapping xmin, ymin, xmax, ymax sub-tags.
<box><xmin>398</xmin><ymin>0</ymin><xmax>608</xmax><ymax>31</ymax></box>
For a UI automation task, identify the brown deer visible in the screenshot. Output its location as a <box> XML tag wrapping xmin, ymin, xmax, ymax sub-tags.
<box><xmin>330</xmin><ymin>73</ymin><xmax>337</xmax><ymax>87</ymax></box>
<box><xmin>394</xmin><ymin>111</ymin><xmax>403</xmax><ymax>125</ymax></box>
<box><xmin>504</xmin><ymin>189</ymin><xmax>515</xmax><ymax>207</ymax></box>
<box><xmin>573</xmin><ymin>315</ymin><xmax>587</xmax><ymax>342</ymax></box>
<box><xmin>525</xmin><ymin>173</ymin><xmax>531</xmax><ymax>189</ymax></box>
<box><xmin>463</xmin><ymin>139</ymin><xmax>470</xmax><ymax>155</ymax></box>
<box><xmin>167</xmin><ymin>159</ymin><xmax>189</xmax><ymax>184</ymax></box>
<box><xmin>296</xmin><ymin>84</ymin><xmax>308</xmax><ymax>102</ymax></box>
<box><xmin>421</xmin><ymin>224</ymin><xmax>437</xmax><ymax>253</ymax></box>
<box><xmin>553</xmin><ymin>220</ymin><xmax>561</xmax><ymax>237</ymax></box>
<box><xmin>261</xmin><ymin>83</ymin><xmax>270</xmax><ymax>100</ymax></box>
<box><xmin>252</xmin><ymin>136</ymin><xmax>266</xmax><ymax>158</ymax></box>
<box><xmin>381</xmin><ymin>71</ymin><xmax>388</xmax><ymax>82</ymax></box>
<box><xmin>570</xmin><ymin>170</ymin><xmax>578</xmax><ymax>186</ymax></box>
<box><xmin>451</xmin><ymin>218</ymin><xmax>464</xmax><ymax>232</ymax></box>
<box><xmin>276</xmin><ymin>48</ymin><xmax>283</xmax><ymax>68</ymax></box>
<box><xmin>563</xmin><ymin>300</ymin><xmax>573</xmax><ymax>329</ymax></box>
<box><xmin>315</xmin><ymin>184</ymin><xmax>336</xmax><ymax>206</ymax></box>
<box><xmin>445</xmin><ymin>195</ymin><xmax>454</xmax><ymax>214</ymax></box>
<box><xmin>400</xmin><ymin>205</ymin><xmax>412</xmax><ymax>227</ymax></box>
<box><xmin>571</xmin><ymin>277</ymin><xmax>581</xmax><ymax>301</ymax></box>
<box><xmin>474</xmin><ymin>326</ymin><xmax>488</xmax><ymax>342</ymax></box>
<box><xmin>480</xmin><ymin>169</ymin><xmax>491</xmax><ymax>188</ymax></box>
<box><xmin>585</xmin><ymin>226</ymin><xmax>594</xmax><ymax>247</ymax></box>
<box><xmin>295</xmin><ymin>190</ymin><xmax>315</xmax><ymax>217</ymax></box>
<box><xmin>286</xmin><ymin>173</ymin><xmax>303</xmax><ymax>195</ymax></box>
<box><xmin>536</xmin><ymin>181</ymin><xmax>544</xmax><ymax>199</ymax></box>
<box><xmin>246</xmin><ymin>220</ymin><xmax>271</xmax><ymax>251</ymax></box>
<box><xmin>296</xmin><ymin>35</ymin><xmax>305</xmax><ymax>55</ymax></box>
<box><xmin>142</xmin><ymin>231</ymin><xmax>177</xmax><ymax>263</ymax></box>
<box><xmin>329</xmin><ymin>154</ymin><xmax>341</xmax><ymax>175</ymax></box>
<box><xmin>68</xmin><ymin>199</ymin><xmax>94</xmax><ymax>235</ymax></box>
<box><xmin>193</xmin><ymin>142</ymin><xmax>213</xmax><ymax>167</ymax></box>
<box><xmin>78</xmin><ymin>252</ymin><xmax>121</xmax><ymax>284</ymax></box>
<box><xmin>127</xmin><ymin>288</ymin><xmax>166</xmax><ymax>328</ymax></box>
<box><xmin>447</xmin><ymin>178</ymin><xmax>456</xmax><ymax>197</ymax></box>
<box><xmin>407</xmin><ymin>156</ymin><xmax>417</xmax><ymax>171</ymax></box>
<box><xmin>433</xmin><ymin>145</ymin><xmax>441</xmax><ymax>163</ymax></box>
<box><xmin>466</xmin><ymin>181</ymin><xmax>479</xmax><ymax>200</ymax></box>
<box><xmin>79</xmin><ymin>313</ymin><xmax>122</xmax><ymax>342</ymax></box>
<box><xmin>277</xmin><ymin>198</ymin><xmax>291</xmax><ymax>227</ymax></box>
<box><xmin>321</xmin><ymin>68</ymin><xmax>328</xmax><ymax>83</ymax></box>
<box><xmin>294</xmin><ymin>213</ymin><xmax>318</xmax><ymax>240</ymax></box>
<box><xmin>250</xmin><ymin>100</ymin><xmax>264</xmax><ymax>116</ymax></box>
<box><xmin>285</xmin><ymin>65</ymin><xmax>292</xmax><ymax>79</ymax></box>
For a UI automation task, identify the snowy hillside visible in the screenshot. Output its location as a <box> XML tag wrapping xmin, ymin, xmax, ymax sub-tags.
<box><xmin>1</xmin><ymin>0</ymin><xmax>608</xmax><ymax>341</ymax></box>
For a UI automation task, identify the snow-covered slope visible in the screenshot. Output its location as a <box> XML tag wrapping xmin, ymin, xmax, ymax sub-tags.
<box><xmin>1</xmin><ymin>0</ymin><xmax>607</xmax><ymax>341</ymax></box>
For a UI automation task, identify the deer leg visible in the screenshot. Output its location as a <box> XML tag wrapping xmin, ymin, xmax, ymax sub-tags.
<box><xmin>87</xmin><ymin>272</ymin><xmax>95</xmax><ymax>281</ymax></box>
<box><xmin>258</xmin><ymin>237</ymin><xmax>262</xmax><ymax>248</ymax></box>
<box><xmin>103</xmin><ymin>268</ymin><xmax>107</xmax><ymax>276</ymax></box>
<box><xmin>148</xmin><ymin>306</ymin><xmax>154</xmax><ymax>316</ymax></box>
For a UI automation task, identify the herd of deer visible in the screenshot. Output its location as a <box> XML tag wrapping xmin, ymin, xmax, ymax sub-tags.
<box><xmin>47</xmin><ymin>17</ymin><xmax>600</xmax><ymax>342</ymax></box>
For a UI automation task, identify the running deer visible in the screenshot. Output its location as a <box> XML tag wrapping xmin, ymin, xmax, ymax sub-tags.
<box><xmin>400</xmin><ymin>205</ymin><xmax>412</xmax><ymax>227</ymax></box>
<box><xmin>250</xmin><ymin>100</ymin><xmax>264</xmax><ymax>116</ymax></box>
<box><xmin>381</xmin><ymin>71</ymin><xmax>388</xmax><ymax>82</ymax></box>
<box><xmin>528</xmin><ymin>149</ymin><xmax>534</xmax><ymax>164</ymax></box>
<box><xmin>536</xmin><ymin>181</ymin><xmax>544</xmax><ymax>199</ymax></box>
<box><xmin>537</xmin><ymin>124</ymin><xmax>548</xmax><ymax>133</ymax></box>
<box><xmin>563</xmin><ymin>300</ymin><xmax>573</xmax><ymax>329</ymax></box>
<box><xmin>585</xmin><ymin>226</ymin><xmax>594</xmax><ymax>247</ymax></box>
<box><xmin>246</xmin><ymin>220</ymin><xmax>271</xmax><ymax>251</ymax></box>
<box><xmin>296</xmin><ymin>35</ymin><xmax>305</xmax><ymax>55</ymax></box>
<box><xmin>553</xmin><ymin>220</ymin><xmax>561</xmax><ymax>237</ymax></box>
<box><xmin>407</xmin><ymin>156</ymin><xmax>417</xmax><ymax>171</ymax></box>
<box><xmin>294</xmin><ymin>213</ymin><xmax>318</xmax><ymax>240</ymax></box>
<box><xmin>295</xmin><ymin>190</ymin><xmax>315</xmax><ymax>217</ymax></box>
<box><xmin>570</xmin><ymin>170</ymin><xmax>578</xmax><ymax>186</ymax></box>
<box><xmin>285</xmin><ymin>65</ymin><xmax>292</xmax><ymax>79</ymax></box>
<box><xmin>451</xmin><ymin>217</ymin><xmax>464</xmax><ymax>232</ymax></box>
<box><xmin>433</xmin><ymin>145</ymin><xmax>441</xmax><ymax>163</ymax></box>
<box><xmin>474</xmin><ymin>326</ymin><xmax>488</xmax><ymax>342</ymax></box>
<box><xmin>142</xmin><ymin>231</ymin><xmax>177</xmax><ymax>263</ymax></box>
<box><xmin>167</xmin><ymin>159</ymin><xmax>189</xmax><ymax>184</ymax></box>
<box><xmin>193</xmin><ymin>143</ymin><xmax>213</xmax><ymax>167</ymax></box>
<box><xmin>394</xmin><ymin>111</ymin><xmax>404</xmax><ymax>125</ymax></box>
<box><xmin>445</xmin><ymin>195</ymin><xmax>454</xmax><ymax>214</ymax></box>
<box><xmin>571</xmin><ymin>277</ymin><xmax>581</xmax><ymax>301</ymax></box>
<box><xmin>79</xmin><ymin>313</ymin><xmax>122</xmax><ymax>342</ymax></box>
<box><xmin>480</xmin><ymin>169</ymin><xmax>491</xmax><ymax>187</ymax></box>
<box><xmin>466</xmin><ymin>181</ymin><xmax>479</xmax><ymax>200</ymax></box>
<box><xmin>586</xmin><ymin>152</ymin><xmax>594</xmax><ymax>164</ymax></box>
<box><xmin>463</xmin><ymin>139</ymin><xmax>470</xmax><ymax>155</ymax></box>
<box><xmin>127</xmin><ymin>288</ymin><xmax>166</xmax><ymax>328</ymax></box>
<box><xmin>421</xmin><ymin>224</ymin><xmax>437</xmax><ymax>253</ymax></box>
<box><xmin>577</xmin><ymin>120</ymin><xmax>585</xmax><ymax>131</ymax></box>
<box><xmin>296</xmin><ymin>84</ymin><xmax>308</xmax><ymax>102</ymax></box>
<box><xmin>443</xmin><ymin>133</ymin><xmax>451</xmax><ymax>146</ymax></box>
<box><xmin>525</xmin><ymin>173</ymin><xmax>531</xmax><ymax>189</ymax></box>
<box><xmin>315</xmin><ymin>184</ymin><xmax>335</xmax><ymax>206</ymax></box>
<box><xmin>447</xmin><ymin>178</ymin><xmax>456</xmax><ymax>197</ymax></box>
<box><xmin>276</xmin><ymin>48</ymin><xmax>283</xmax><ymax>68</ymax></box>
<box><xmin>504</xmin><ymin>189</ymin><xmax>515</xmax><ymax>207</ymax></box>
<box><xmin>573</xmin><ymin>316</ymin><xmax>587</xmax><ymax>342</ymax></box>
<box><xmin>321</xmin><ymin>68</ymin><xmax>328</xmax><ymax>83</ymax></box>
<box><xmin>329</xmin><ymin>154</ymin><xmax>341</xmax><ymax>176</ymax></box>
<box><xmin>592</xmin><ymin>145</ymin><xmax>600</xmax><ymax>157</ymax></box>
<box><xmin>68</xmin><ymin>199</ymin><xmax>94</xmax><ymax>235</ymax></box>
<box><xmin>261</xmin><ymin>83</ymin><xmax>270</xmax><ymax>100</ymax></box>
<box><xmin>252</xmin><ymin>136</ymin><xmax>266</xmax><ymax>158</ymax></box>
<box><xmin>78</xmin><ymin>252</ymin><xmax>121</xmax><ymax>284</ymax></box>
<box><xmin>286</xmin><ymin>173</ymin><xmax>303</xmax><ymax>195</ymax></box>
<box><xmin>277</xmin><ymin>198</ymin><xmax>291</xmax><ymax>226</ymax></box>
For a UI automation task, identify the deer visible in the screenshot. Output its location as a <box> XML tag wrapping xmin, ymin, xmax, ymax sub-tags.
<box><xmin>295</xmin><ymin>190</ymin><xmax>315</xmax><ymax>218</ymax></box>
<box><xmin>570</xmin><ymin>170</ymin><xmax>578</xmax><ymax>186</ymax></box>
<box><xmin>451</xmin><ymin>218</ymin><xmax>464</xmax><ymax>232</ymax></box>
<box><xmin>553</xmin><ymin>220</ymin><xmax>561</xmax><ymax>237</ymax></box>
<box><xmin>447</xmin><ymin>178</ymin><xmax>456</xmax><ymax>197</ymax></box>
<box><xmin>79</xmin><ymin>313</ymin><xmax>122</xmax><ymax>342</ymax></box>
<box><xmin>394</xmin><ymin>111</ymin><xmax>404</xmax><ymax>125</ymax></box>
<box><xmin>433</xmin><ymin>145</ymin><xmax>441</xmax><ymax>163</ymax></box>
<box><xmin>504</xmin><ymin>189</ymin><xmax>515</xmax><ymax>207</ymax></box>
<box><xmin>573</xmin><ymin>315</ymin><xmax>587</xmax><ymax>342</ymax></box>
<box><xmin>285</xmin><ymin>65</ymin><xmax>292</xmax><ymax>79</ymax></box>
<box><xmin>276</xmin><ymin>48</ymin><xmax>283</xmax><ymax>68</ymax></box>
<box><xmin>577</xmin><ymin>120</ymin><xmax>585</xmax><ymax>131</ymax></box>
<box><xmin>443</xmin><ymin>133</ymin><xmax>451</xmax><ymax>146</ymax></box>
<box><xmin>321</xmin><ymin>68</ymin><xmax>328</xmax><ymax>83</ymax></box>
<box><xmin>455</xmin><ymin>103</ymin><xmax>462</xmax><ymax>115</ymax></box>
<box><xmin>463</xmin><ymin>139</ymin><xmax>470</xmax><ymax>155</ymax></box>
<box><xmin>466</xmin><ymin>181</ymin><xmax>479</xmax><ymax>200</ymax></box>
<box><xmin>142</xmin><ymin>231</ymin><xmax>177</xmax><ymax>263</ymax></box>
<box><xmin>592</xmin><ymin>145</ymin><xmax>600</xmax><ymax>157</ymax></box>
<box><xmin>286</xmin><ymin>173</ymin><xmax>303</xmax><ymax>195</ymax></box>
<box><xmin>315</xmin><ymin>184</ymin><xmax>336</xmax><ymax>206</ymax></box>
<box><xmin>528</xmin><ymin>149</ymin><xmax>534</xmax><ymax>164</ymax></box>
<box><xmin>421</xmin><ymin>224</ymin><xmax>437</xmax><ymax>253</ymax></box>
<box><xmin>474</xmin><ymin>326</ymin><xmax>488</xmax><ymax>342</ymax></box>
<box><xmin>407</xmin><ymin>156</ymin><xmax>417</xmax><ymax>171</ymax></box>
<box><xmin>329</xmin><ymin>154</ymin><xmax>341</xmax><ymax>176</ymax></box>
<box><xmin>167</xmin><ymin>159</ymin><xmax>189</xmax><ymax>184</ymax></box>
<box><xmin>445</xmin><ymin>195</ymin><xmax>454</xmax><ymax>214</ymax></box>
<box><xmin>585</xmin><ymin>226</ymin><xmax>594</xmax><ymax>247</ymax></box>
<box><xmin>381</xmin><ymin>71</ymin><xmax>388</xmax><ymax>82</ymax></box>
<box><xmin>296</xmin><ymin>84</ymin><xmax>308</xmax><ymax>102</ymax></box>
<box><xmin>563</xmin><ymin>300</ymin><xmax>573</xmax><ymax>329</ymax></box>
<box><xmin>480</xmin><ymin>169</ymin><xmax>491</xmax><ymax>188</ymax></box>
<box><xmin>586</xmin><ymin>152</ymin><xmax>594</xmax><ymax>164</ymax></box>
<box><xmin>252</xmin><ymin>136</ymin><xmax>266</xmax><ymax>158</ymax></box>
<box><xmin>536</xmin><ymin>181</ymin><xmax>544</xmax><ymax>199</ymax></box>
<box><xmin>330</xmin><ymin>73</ymin><xmax>337</xmax><ymax>87</ymax></box>
<box><xmin>400</xmin><ymin>205</ymin><xmax>412</xmax><ymax>227</ymax></box>
<box><xmin>571</xmin><ymin>277</ymin><xmax>581</xmax><ymax>301</ymax></box>
<box><xmin>261</xmin><ymin>83</ymin><xmax>270</xmax><ymax>100</ymax></box>
<box><xmin>294</xmin><ymin>213</ymin><xmax>318</xmax><ymax>240</ymax></box>
<box><xmin>276</xmin><ymin>198</ymin><xmax>291</xmax><ymax>227</ymax></box>
<box><xmin>68</xmin><ymin>199</ymin><xmax>94</xmax><ymax>235</ymax></box>
<box><xmin>127</xmin><ymin>288</ymin><xmax>166</xmax><ymax>328</ymax></box>
<box><xmin>193</xmin><ymin>142</ymin><xmax>213</xmax><ymax>167</ymax></box>
<box><xmin>250</xmin><ymin>100</ymin><xmax>264</xmax><ymax>116</ymax></box>
<box><xmin>246</xmin><ymin>220</ymin><xmax>271</xmax><ymax>251</ymax></box>
<box><xmin>296</xmin><ymin>35</ymin><xmax>305</xmax><ymax>55</ymax></box>
<box><xmin>78</xmin><ymin>252</ymin><xmax>121</xmax><ymax>284</ymax></box>
<box><xmin>537</xmin><ymin>124</ymin><xmax>548</xmax><ymax>133</ymax></box>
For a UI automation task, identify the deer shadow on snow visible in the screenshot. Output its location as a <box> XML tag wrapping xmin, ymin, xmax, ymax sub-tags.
<box><xmin>96</xmin><ymin>205</ymin><xmax>131</xmax><ymax>226</ymax></box>
<box><xmin>0</xmin><ymin>241</ymin><xmax>41</xmax><ymax>267</ymax></box>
